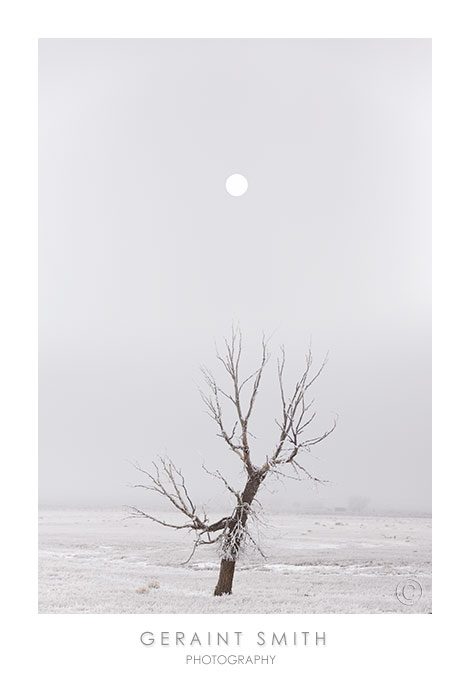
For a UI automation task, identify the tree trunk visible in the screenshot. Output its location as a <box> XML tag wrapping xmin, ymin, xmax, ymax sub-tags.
<box><xmin>213</xmin><ymin>470</ymin><xmax>266</xmax><ymax>596</ymax></box>
<box><xmin>213</xmin><ymin>558</ymin><xmax>236</xmax><ymax>596</ymax></box>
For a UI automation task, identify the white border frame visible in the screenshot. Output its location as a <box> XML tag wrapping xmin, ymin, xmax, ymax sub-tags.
<box><xmin>2</xmin><ymin>1</ymin><xmax>467</xmax><ymax>676</ymax></box>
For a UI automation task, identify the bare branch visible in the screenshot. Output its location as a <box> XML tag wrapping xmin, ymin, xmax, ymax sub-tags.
<box><xmin>131</xmin><ymin>458</ymin><xmax>207</xmax><ymax>529</ymax></box>
<box><xmin>126</xmin><ymin>506</ymin><xmax>195</xmax><ymax>530</ymax></box>
<box><xmin>263</xmin><ymin>348</ymin><xmax>336</xmax><ymax>475</ymax></box>
<box><xmin>200</xmin><ymin>329</ymin><xmax>270</xmax><ymax>475</ymax></box>
<box><xmin>181</xmin><ymin>533</ymin><xmax>224</xmax><ymax>565</ymax></box>
<box><xmin>202</xmin><ymin>464</ymin><xmax>242</xmax><ymax>502</ymax></box>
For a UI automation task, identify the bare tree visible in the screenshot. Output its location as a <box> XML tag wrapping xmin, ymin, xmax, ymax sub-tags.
<box><xmin>129</xmin><ymin>329</ymin><xmax>336</xmax><ymax>596</ymax></box>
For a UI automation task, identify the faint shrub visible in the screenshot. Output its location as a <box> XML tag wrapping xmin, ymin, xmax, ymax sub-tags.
<box><xmin>136</xmin><ymin>579</ymin><xmax>159</xmax><ymax>594</ymax></box>
<box><xmin>347</xmin><ymin>496</ymin><xmax>370</xmax><ymax>514</ymax></box>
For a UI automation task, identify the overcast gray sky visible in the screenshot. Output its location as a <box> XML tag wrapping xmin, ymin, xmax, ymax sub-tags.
<box><xmin>39</xmin><ymin>39</ymin><xmax>431</xmax><ymax>513</ymax></box>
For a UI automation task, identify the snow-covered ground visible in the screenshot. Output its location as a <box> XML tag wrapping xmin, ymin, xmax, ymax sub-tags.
<box><xmin>38</xmin><ymin>509</ymin><xmax>431</xmax><ymax>613</ymax></box>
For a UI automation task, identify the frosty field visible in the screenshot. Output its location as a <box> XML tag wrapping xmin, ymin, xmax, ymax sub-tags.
<box><xmin>38</xmin><ymin>510</ymin><xmax>431</xmax><ymax>614</ymax></box>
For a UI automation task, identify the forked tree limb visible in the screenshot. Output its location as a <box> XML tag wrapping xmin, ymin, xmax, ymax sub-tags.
<box><xmin>200</xmin><ymin>327</ymin><xmax>269</xmax><ymax>477</ymax></box>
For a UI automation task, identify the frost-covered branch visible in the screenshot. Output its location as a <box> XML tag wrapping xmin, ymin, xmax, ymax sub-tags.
<box><xmin>260</xmin><ymin>347</ymin><xmax>337</xmax><ymax>476</ymax></box>
<box><xmin>129</xmin><ymin>457</ymin><xmax>231</xmax><ymax>543</ymax></box>
<box><xmin>200</xmin><ymin>326</ymin><xmax>269</xmax><ymax>476</ymax></box>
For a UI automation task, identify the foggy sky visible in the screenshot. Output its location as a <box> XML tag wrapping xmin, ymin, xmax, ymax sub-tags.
<box><xmin>39</xmin><ymin>39</ymin><xmax>431</xmax><ymax>513</ymax></box>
